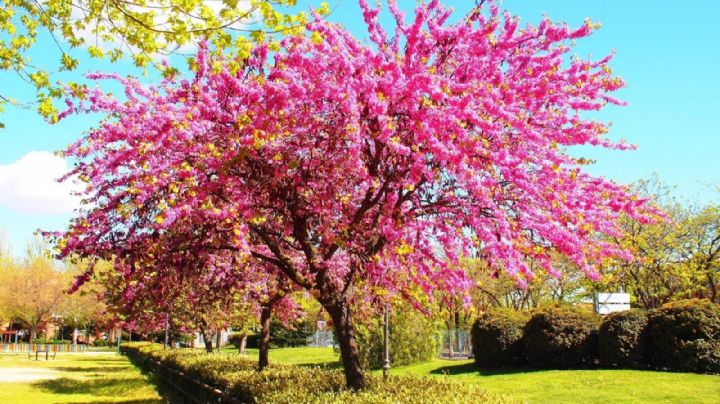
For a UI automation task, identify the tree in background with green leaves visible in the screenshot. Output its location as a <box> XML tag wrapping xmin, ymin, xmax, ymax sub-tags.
<box><xmin>0</xmin><ymin>0</ymin><xmax>324</xmax><ymax>126</ymax></box>
<box><xmin>463</xmin><ymin>178</ymin><xmax>720</xmax><ymax>311</ymax></box>
<box><xmin>597</xmin><ymin>178</ymin><xmax>720</xmax><ymax>308</ymax></box>
<box><xmin>681</xmin><ymin>204</ymin><xmax>720</xmax><ymax>303</ymax></box>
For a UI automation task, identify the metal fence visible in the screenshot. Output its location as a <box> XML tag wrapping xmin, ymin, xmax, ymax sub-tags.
<box><xmin>1</xmin><ymin>343</ymin><xmax>88</xmax><ymax>353</ymax></box>
<box><xmin>306</xmin><ymin>329</ymin><xmax>472</xmax><ymax>359</ymax></box>
<box><xmin>307</xmin><ymin>330</ymin><xmax>335</xmax><ymax>348</ymax></box>
<box><xmin>123</xmin><ymin>347</ymin><xmax>241</xmax><ymax>404</ymax></box>
<box><xmin>438</xmin><ymin>329</ymin><xmax>472</xmax><ymax>359</ymax></box>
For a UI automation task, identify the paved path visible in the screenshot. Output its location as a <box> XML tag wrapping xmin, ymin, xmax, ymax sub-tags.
<box><xmin>0</xmin><ymin>367</ymin><xmax>59</xmax><ymax>382</ymax></box>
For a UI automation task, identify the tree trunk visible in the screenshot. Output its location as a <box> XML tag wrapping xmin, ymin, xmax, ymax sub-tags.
<box><xmin>325</xmin><ymin>301</ymin><xmax>365</xmax><ymax>390</ymax></box>
<box><xmin>258</xmin><ymin>306</ymin><xmax>272</xmax><ymax>370</ymax></box>
<box><xmin>30</xmin><ymin>329</ymin><xmax>37</xmax><ymax>342</ymax></box>
<box><xmin>708</xmin><ymin>273</ymin><xmax>718</xmax><ymax>304</ymax></box>
<box><xmin>239</xmin><ymin>334</ymin><xmax>247</xmax><ymax>355</ymax></box>
<box><xmin>199</xmin><ymin>327</ymin><xmax>213</xmax><ymax>353</ymax></box>
<box><xmin>72</xmin><ymin>328</ymin><xmax>78</xmax><ymax>346</ymax></box>
<box><xmin>216</xmin><ymin>331</ymin><xmax>222</xmax><ymax>352</ymax></box>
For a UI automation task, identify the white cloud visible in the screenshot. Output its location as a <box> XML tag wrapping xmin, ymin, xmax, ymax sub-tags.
<box><xmin>0</xmin><ymin>151</ymin><xmax>82</xmax><ymax>215</ymax></box>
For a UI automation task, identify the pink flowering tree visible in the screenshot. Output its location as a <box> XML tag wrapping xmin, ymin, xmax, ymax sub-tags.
<box><xmin>56</xmin><ymin>0</ymin><xmax>655</xmax><ymax>388</ymax></box>
<box><xmin>81</xmin><ymin>217</ymin><xmax>299</xmax><ymax>365</ymax></box>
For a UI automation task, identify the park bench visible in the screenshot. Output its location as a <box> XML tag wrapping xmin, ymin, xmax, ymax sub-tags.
<box><xmin>27</xmin><ymin>345</ymin><xmax>57</xmax><ymax>361</ymax></box>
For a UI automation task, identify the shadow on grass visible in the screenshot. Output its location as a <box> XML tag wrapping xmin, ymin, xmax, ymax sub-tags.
<box><xmin>73</xmin><ymin>357</ymin><xmax>129</xmax><ymax>363</ymax></box>
<box><xmin>429</xmin><ymin>362</ymin><xmax>542</xmax><ymax>376</ymax></box>
<box><xmin>35</xmin><ymin>376</ymin><xmax>155</xmax><ymax>397</ymax></box>
<box><xmin>52</xmin><ymin>366</ymin><xmax>131</xmax><ymax>373</ymax></box>
<box><xmin>61</xmin><ymin>400</ymin><xmax>164</xmax><ymax>404</ymax></box>
<box><xmin>123</xmin><ymin>352</ymin><xmax>193</xmax><ymax>403</ymax></box>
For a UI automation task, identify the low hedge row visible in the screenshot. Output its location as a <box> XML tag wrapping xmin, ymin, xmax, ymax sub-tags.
<box><xmin>471</xmin><ymin>299</ymin><xmax>720</xmax><ymax>373</ymax></box>
<box><xmin>122</xmin><ymin>342</ymin><xmax>511</xmax><ymax>403</ymax></box>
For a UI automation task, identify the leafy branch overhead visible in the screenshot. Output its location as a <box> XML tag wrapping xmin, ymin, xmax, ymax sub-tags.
<box><xmin>0</xmin><ymin>0</ymin><xmax>318</xmax><ymax>123</ymax></box>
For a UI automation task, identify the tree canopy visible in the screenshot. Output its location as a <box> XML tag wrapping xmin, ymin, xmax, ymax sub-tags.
<box><xmin>54</xmin><ymin>0</ymin><xmax>655</xmax><ymax>389</ymax></box>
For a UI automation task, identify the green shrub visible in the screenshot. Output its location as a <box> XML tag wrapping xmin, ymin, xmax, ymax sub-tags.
<box><xmin>523</xmin><ymin>306</ymin><xmax>600</xmax><ymax>369</ymax></box>
<box><xmin>227</xmin><ymin>332</ymin><xmax>247</xmax><ymax>350</ymax></box>
<box><xmin>355</xmin><ymin>306</ymin><xmax>440</xmax><ymax>370</ymax></box>
<box><xmin>270</xmin><ymin>318</ymin><xmax>314</xmax><ymax>347</ymax></box>
<box><xmin>92</xmin><ymin>338</ymin><xmax>111</xmax><ymax>347</ymax></box>
<box><xmin>598</xmin><ymin>309</ymin><xmax>648</xmax><ymax>368</ymax></box>
<box><xmin>645</xmin><ymin>299</ymin><xmax>720</xmax><ymax>373</ymax></box>
<box><xmin>121</xmin><ymin>342</ymin><xmax>510</xmax><ymax>403</ymax></box>
<box><xmin>245</xmin><ymin>333</ymin><xmax>260</xmax><ymax>349</ymax></box>
<box><xmin>472</xmin><ymin>308</ymin><xmax>529</xmax><ymax>368</ymax></box>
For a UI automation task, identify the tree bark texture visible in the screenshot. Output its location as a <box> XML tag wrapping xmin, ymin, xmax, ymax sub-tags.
<box><xmin>325</xmin><ymin>300</ymin><xmax>365</xmax><ymax>390</ymax></box>
<box><xmin>258</xmin><ymin>305</ymin><xmax>272</xmax><ymax>370</ymax></box>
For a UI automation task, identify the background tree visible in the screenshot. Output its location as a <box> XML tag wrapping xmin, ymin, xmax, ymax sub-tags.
<box><xmin>56</xmin><ymin>1</ymin><xmax>655</xmax><ymax>389</ymax></box>
<box><xmin>602</xmin><ymin>179</ymin><xmax>704</xmax><ymax>308</ymax></box>
<box><xmin>0</xmin><ymin>230</ymin><xmax>11</xmax><ymax>326</ymax></box>
<box><xmin>681</xmin><ymin>204</ymin><xmax>720</xmax><ymax>303</ymax></box>
<box><xmin>58</xmin><ymin>275</ymin><xmax>105</xmax><ymax>344</ymax></box>
<box><xmin>0</xmin><ymin>253</ymin><xmax>67</xmax><ymax>340</ymax></box>
<box><xmin>467</xmin><ymin>255</ymin><xmax>589</xmax><ymax>311</ymax></box>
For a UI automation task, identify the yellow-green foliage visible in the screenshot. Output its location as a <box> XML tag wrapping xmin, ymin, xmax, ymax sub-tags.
<box><xmin>355</xmin><ymin>305</ymin><xmax>440</xmax><ymax>370</ymax></box>
<box><xmin>122</xmin><ymin>342</ymin><xmax>511</xmax><ymax>403</ymax></box>
<box><xmin>0</xmin><ymin>0</ymin><xmax>315</xmax><ymax>124</ymax></box>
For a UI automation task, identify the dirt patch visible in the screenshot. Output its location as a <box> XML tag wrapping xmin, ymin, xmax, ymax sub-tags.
<box><xmin>0</xmin><ymin>367</ymin><xmax>60</xmax><ymax>382</ymax></box>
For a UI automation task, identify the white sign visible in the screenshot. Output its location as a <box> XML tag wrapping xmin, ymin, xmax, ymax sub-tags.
<box><xmin>595</xmin><ymin>293</ymin><xmax>631</xmax><ymax>315</ymax></box>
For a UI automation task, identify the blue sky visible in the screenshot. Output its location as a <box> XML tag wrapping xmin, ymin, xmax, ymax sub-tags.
<box><xmin>1</xmin><ymin>0</ymin><xmax>718</xmax><ymax>255</ymax></box>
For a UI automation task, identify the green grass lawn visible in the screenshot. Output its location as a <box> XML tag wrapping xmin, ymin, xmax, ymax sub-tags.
<box><xmin>0</xmin><ymin>352</ymin><xmax>164</xmax><ymax>403</ymax></box>
<box><xmin>225</xmin><ymin>346</ymin><xmax>720</xmax><ymax>403</ymax></box>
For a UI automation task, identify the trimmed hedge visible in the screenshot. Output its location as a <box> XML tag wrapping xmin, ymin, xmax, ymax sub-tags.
<box><xmin>472</xmin><ymin>308</ymin><xmax>529</xmax><ymax>367</ymax></box>
<box><xmin>121</xmin><ymin>342</ymin><xmax>510</xmax><ymax>403</ymax></box>
<box><xmin>523</xmin><ymin>306</ymin><xmax>600</xmax><ymax>369</ymax></box>
<box><xmin>645</xmin><ymin>299</ymin><xmax>720</xmax><ymax>373</ymax></box>
<box><xmin>355</xmin><ymin>306</ymin><xmax>439</xmax><ymax>370</ymax></box>
<box><xmin>598</xmin><ymin>309</ymin><xmax>648</xmax><ymax>368</ymax></box>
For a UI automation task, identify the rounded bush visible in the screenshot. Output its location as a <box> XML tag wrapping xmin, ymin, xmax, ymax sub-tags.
<box><xmin>471</xmin><ymin>308</ymin><xmax>529</xmax><ymax>368</ymax></box>
<box><xmin>645</xmin><ymin>299</ymin><xmax>720</xmax><ymax>373</ymax></box>
<box><xmin>355</xmin><ymin>306</ymin><xmax>439</xmax><ymax>370</ymax></box>
<box><xmin>598</xmin><ymin>309</ymin><xmax>648</xmax><ymax>368</ymax></box>
<box><xmin>523</xmin><ymin>306</ymin><xmax>600</xmax><ymax>368</ymax></box>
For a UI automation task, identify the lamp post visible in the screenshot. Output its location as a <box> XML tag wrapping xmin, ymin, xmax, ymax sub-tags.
<box><xmin>382</xmin><ymin>302</ymin><xmax>390</xmax><ymax>380</ymax></box>
<box><xmin>163</xmin><ymin>314</ymin><xmax>170</xmax><ymax>349</ymax></box>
